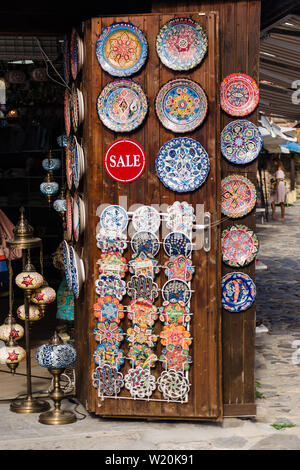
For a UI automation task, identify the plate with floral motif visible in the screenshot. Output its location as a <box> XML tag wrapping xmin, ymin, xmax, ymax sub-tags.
<box><xmin>132</xmin><ymin>205</ymin><xmax>160</xmax><ymax>233</ymax></box>
<box><xmin>221</xmin><ymin>224</ymin><xmax>259</xmax><ymax>267</ymax></box>
<box><xmin>97</xmin><ymin>79</ymin><xmax>148</xmax><ymax>132</ymax></box>
<box><xmin>156</xmin><ymin>17</ymin><xmax>208</xmax><ymax>71</ymax></box>
<box><xmin>221</xmin><ymin>175</ymin><xmax>257</xmax><ymax>218</ymax></box>
<box><xmin>220</xmin><ymin>73</ymin><xmax>259</xmax><ymax>117</ymax></box>
<box><xmin>221</xmin><ymin>272</ymin><xmax>256</xmax><ymax>312</ymax></box>
<box><xmin>156</xmin><ymin>137</ymin><xmax>210</xmax><ymax>193</ymax></box>
<box><xmin>66</xmin><ymin>191</ymin><xmax>73</xmax><ymax>241</ymax></box>
<box><xmin>221</xmin><ymin>120</ymin><xmax>262</xmax><ymax>164</ymax></box>
<box><xmin>166</xmin><ymin>201</ymin><xmax>195</xmax><ymax>233</ymax></box>
<box><xmin>100</xmin><ymin>205</ymin><xmax>128</xmax><ymax>232</ymax></box>
<box><xmin>96</xmin><ymin>22</ymin><xmax>148</xmax><ymax>77</ymax></box>
<box><xmin>64</xmin><ymin>89</ymin><xmax>71</xmax><ymax>137</ymax></box>
<box><xmin>155</xmin><ymin>78</ymin><xmax>208</xmax><ymax>133</ymax></box>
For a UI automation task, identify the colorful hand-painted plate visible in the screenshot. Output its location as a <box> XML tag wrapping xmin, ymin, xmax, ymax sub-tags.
<box><xmin>100</xmin><ymin>205</ymin><xmax>128</xmax><ymax>232</ymax></box>
<box><xmin>96</xmin><ymin>22</ymin><xmax>148</xmax><ymax>77</ymax></box>
<box><xmin>221</xmin><ymin>175</ymin><xmax>256</xmax><ymax>218</ymax></box>
<box><xmin>127</xmin><ymin>274</ymin><xmax>159</xmax><ymax>302</ymax></box>
<box><xmin>62</xmin><ymin>36</ymin><xmax>70</xmax><ymax>85</ymax></box>
<box><xmin>97</xmin><ymin>79</ymin><xmax>148</xmax><ymax>132</ymax></box>
<box><xmin>70</xmin><ymin>28</ymin><xmax>83</xmax><ymax>80</ymax></box>
<box><xmin>164</xmin><ymin>255</ymin><xmax>194</xmax><ymax>281</ymax></box>
<box><xmin>71</xmin><ymin>83</ymin><xmax>79</xmax><ymax>133</ymax></box>
<box><xmin>163</xmin><ymin>231</ymin><xmax>192</xmax><ymax>257</ymax></box>
<box><xmin>221</xmin><ymin>120</ymin><xmax>262</xmax><ymax>164</ymax></box>
<box><xmin>221</xmin><ymin>272</ymin><xmax>256</xmax><ymax>312</ymax></box>
<box><xmin>66</xmin><ymin>191</ymin><xmax>73</xmax><ymax>241</ymax></box>
<box><xmin>162</xmin><ymin>279</ymin><xmax>191</xmax><ymax>305</ymax></box>
<box><xmin>95</xmin><ymin>274</ymin><xmax>126</xmax><ymax>300</ymax></box>
<box><xmin>221</xmin><ymin>224</ymin><xmax>259</xmax><ymax>267</ymax></box>
<box><xmin>220</xmin><ymin>73</ymin><xmax>259</xmax><ymax>117</ymax></box>
<box><xmin>131</xmin><ymin>230</ymin><xmax>160</xmax><ymax>256</ymax></box>
<box><xmin>66</xmin><ymin>137</ymin><xmax>73</xmax><ymax>190</ymax></box>
<box><xmin>156</xmin><ymin>137</ymin><xmax>210</xmax><ymax>193</ymax></box>
<box><xmin>132</xmin><ymin>205</ymin><xmax>160</xmax><ymax>233</ymax></box>
<box><xmin>62</xmin><ymin>240</ymin><xmax>72</xmax><ymax>290</ymax></box>
<box><xmin>97</xmin><ymin>251</ymin><xmax>128</xmax><ymax>278</ymax></box>
<box><xmin>64</xmin><ymin>89</ymin><xmax>71</xmax><ymax>137</ymax></box>
<box><xmin>156</xmin><ymin>17</ymin><xmax>208</xmax><ymax>71</ymax></box>
<box><xmin>166</xmin><ymin>201</ymin><xmax>195</xmax><ymax>233</ymax></box>
<box><xmin>69</xmin><ymin>245</ymin><xmax>85</xmax><ymax>299</ymax></box>
<box><xmin>155</xmin><ymin>78</ymin><xmax>208</xmax><ymax>133</ymax></box>
<box><xmin>72</xmin><ymin>192</ymin><xmax>80</xmax><ymax>242</ymax></box>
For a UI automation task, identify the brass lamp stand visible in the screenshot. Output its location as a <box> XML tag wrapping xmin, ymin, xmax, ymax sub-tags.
<box><xmin>7</xmin><ymin>207</ymin><xmax>50</xmax><ymax>414</ymax></box>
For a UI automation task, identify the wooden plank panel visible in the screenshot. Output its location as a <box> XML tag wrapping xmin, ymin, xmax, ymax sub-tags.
<box><xmin>79</xmin><ymin>10</ymin><xmax>222</xmax><ymax>420</ymax></box>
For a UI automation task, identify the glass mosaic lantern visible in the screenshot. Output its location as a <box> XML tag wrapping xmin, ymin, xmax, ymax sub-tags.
<box><xmin>30</xmin><ymin>280</ymin><xmax>56</xmax><ymax>316</ymax></box>
<box><xmin>0</xmin><ymin>316</ymin><xmax>24</xmax><ymax>342</ymax></box>
<box><xmin>36</xmin><ymin>331</ymin><xmax>77</xmax><ymax>425</ymax></box>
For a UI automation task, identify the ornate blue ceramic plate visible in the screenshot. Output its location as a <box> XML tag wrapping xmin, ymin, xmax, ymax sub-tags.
<box><xmin>96</xmin><ymin>22</ymin><xmax>148</xmax><ymax>77</ymax></box>
<box><xmin>162</xmin><ymin>279</ymin><xmax>191</xmax><ymax>305</ymax></box>
<box><xmin>221</xmin><ymin>120</ymin><xmax>262</xmax><ymax>164</ymax></box>
<box><xmin>63</xmin><ymin>240</ymin><xmax>72</xmax><ymax>290</ymax></box>
<box><xmin>221</xmin><ymin>272</ymin><xmax>256</xmax><ymax>312</ymax></box>
<box><xmin>71</xmin><ymin>136</ymin><xmax>80</xmax><ymax>189</ymax></box>
<box><xmin>97</xmin><ymin>79</ymin><xmax>148</xmax><ymax>132</ymax></box>
<box><xmin>155</xmin><ymin>78</ymin><xmax>208</xmax><ymax>133</ymax></box>
<box><xmin>156</xmin><ymin>137</ymin><xmax>210</xmax><ymax>193</ymax></box>
<box><xmin>156</xmin><ymin>17</ymin><xmax>208</xmax><ymax>71</ymax></box>
<box><xmin>163</xmin><ymin>231</ymin><xmax>192</xmax><ymax>257</ymax></box>
<box><xmin>131</xmin><ymin>231</ymin><xmax>160</xmax><ymax>256</ymax></box>
<box><xmin>100</xmin><ymin>205</ymin><xmax>128</xmax><ymax>232</ymax></box>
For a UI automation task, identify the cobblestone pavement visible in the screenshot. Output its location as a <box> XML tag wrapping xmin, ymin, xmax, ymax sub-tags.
<box><xmin>1</xmin><ymin>204</ymin><xmax>300</xmax><ymax>450</ymax></box>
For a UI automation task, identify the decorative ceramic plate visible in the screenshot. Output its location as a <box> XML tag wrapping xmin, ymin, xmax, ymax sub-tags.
<box><xmin>162</xmin><ymin>279</ymin><xmax>191</xmax><ymax>305</ymax></box>
<box><xmin>66</xmin><ymin>191</ymin><xmax>73</xmax><ymax>241</ymax></box>
<box><xmin>132</xmin><ymin>205</ymin><xmax>160</xmax><ymax>233</ymax></box>
<box><xmin>221</xmin><ymin>272</ymin><xmax>256</xmax><ymax>312</ymax></box>
<box><xmin>127</xmin><ymin>274</ymin><xmax>159</xmax><ymax>302</ymax></box>
<box><xmin>93</xmin><ymin>295</ymin><xmax>125</xmax><ymax>323</ymax></box>
<box><xmin>163</xmin><ymin>231</ymin><xmax>192</xmax><ymax>257</ymax></box>
<box><xmin>62</xmin><ymin>240</ymin><xmax>72</xmax><ymax>290</ymax></box>
<box><xmin>221</xmin><ymin>175</ymin><xmax>257</xmax><ymax>218</ymax></box>
<box><xmin>77</xmin><ymin>88</ymin><xmax>84</xmax><ymax>125</ymax></box>
<box><xmin>221</xmin><ymin>224</ymin><xmax>259</xmax><ymax>267</ymax></box>
<box><xmin>71</xmin><ymin>136</ymin><xmax>79</xmax><ymax>188</ymax></box>
<box><xmin>157</xmin><ymin>369</ymin><xmax>190</xmax><ymax>400</ymax></box>
<box><xmin>128</xmin><ymin>251</ymin><xmax>159</xmax><ymax>278</ymax></box>
<box><xmin>66</xmin><ymin>137</ymin><xmax>73</xmax><ymax>190</ymax></box>
<box><xmin>97</xmin><ymin>79</ymin><xmax>148</xmax><ymax>132</ymax></box>
<box><xmin>68</xmin><ymin>245</ymin><xmax>85</xmax><ymax>299</ymax></box>
<box><xmin>100</xmin><ymin>205</ymin><xmax>128</xmax><ymax>232</ymax></box>
<box><xmin>64</xmin><ymin>89</ymin><xmax>71</xmax><ymax>137</ymax></box>
<box><xmin>160</xmin><ymin>345</ymin><xmax>192</xmax><ymax>372</ymax></box>
<box><xmin>166</xmin><ymin>201</ymin><xmax>195</xmax><ymax>233</ymax></box>
<box><xmin>72</xmin><ymin>192</ymin><xmax>80</xmax><ymax>242</ymax></box>
<box><xmin>96</xmin><ymin>230</ymin><xmax>127</xmax><ymax>253</ymax></box>
<box><xmin>164</xmin><ymin>255</ymin><xmax>194</xmax><ymax>281</ymax></box>
<box><xmin>97</xmin><ymin>251</ymin><xmax>128</xmax><ymax>278</ymax></box>
<box><xmin>95</xmin><ymin>274</ymin><xmax>126</xmax><ymax>300</ymax></box>
<box><xmin>71</xmin><ymin>83</ymin><xmax>79</xmax><ymax>133</ymax></box>
<box><xmin>93</xmin><ymin>320</ymin><xmax>124</xmax><ymax>347</ymax></box>
<box><xmin>124</xmin><ymin>367</ymin><xmax>156</xmax><ymax>399</ymax></box>
<box><xmin>221</xmin><ymin>120</ymin><xmax>262</xmax><ymax>164</ymax></box>
<box><xmin>159</xmin><ymin>300</ymin><xmax>190</xmax><ymax>326</ymax></box>
<box><xmin>155</xmin><ymin>78</ymin><xmax>208</xmax><ymax>133</ymax></box>
<box><xmin>156</xmin><ymin>17</ymin><xmax>208</xmax><ymax>71</ymax></box>
<box><xmin>131</xmin><ymin>231</ymin><xmax>160</xmax><ymax>256</ymax></box>
<box><xmin>96</xmin><ymin>22</ymin><xmax>148</xmax><ymax>77</ymax></box>
<box><xmin>92</xmin><ymin>364</ymin><xmax>124</xmax><ymax>397</ymax></box>
<box><xmin>220</xmin><ymin>73</ymin><xmax>259</xmax><ymax>117</ymax></box>
<box><xmin>156</xmin><ymin>137</ymin><xmax>210</xmax><ymax>192</ymax></box>
<box><xmin>70</xmin><ymin>28</ymin><xmax>80</xmax><ymax>80</ymax></box>
<box><xmin>93</xmin><ymin>344</ymin><xmax>125</xmax><ymax>370</ymax></box>
<box><xmin>127</xmin><ymin>298</ymin><xmax>158</xmax><ymax>327</ymax></box>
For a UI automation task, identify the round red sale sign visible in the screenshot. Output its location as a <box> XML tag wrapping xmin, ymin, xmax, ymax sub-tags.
<box><xmin>104</xmin><ymin>139</ymin><xmax>146</xmax><ymax>183</ymax></box>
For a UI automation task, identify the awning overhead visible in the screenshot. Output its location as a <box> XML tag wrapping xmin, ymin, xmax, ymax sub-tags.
<box><xmin>260</xmin><ymin>14</ymin><xmax>300</xmax><ymax>121</ymax></box>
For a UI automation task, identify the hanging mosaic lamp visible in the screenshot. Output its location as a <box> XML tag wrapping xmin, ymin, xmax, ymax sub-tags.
<box><xmin>0</xmin><ymin>316</ymin><xmax>24</xmax><ymax>342</ymax></box>
<box><xmin>40</xmin><ymin>170</ymin><xmax>59</xmax><ymax>205</ymax></box>
<box><xmin>17</xmin><ymin>303</ymin><xmax>44</xmax><ymax>322</ymax></box>
<box><xmin>15</xmin><ymin>262</ymin><xmax>43</xmax><ymax>293</ymax></box>
<box><xmin>31</xmin><ymin>280</ymin><xmax>56</xmax><ymax>316</ymax></box>
<box><xmin>0</xmin><ymin>333</ymin><xmax>26</xmax><ymax>374</ymax></box>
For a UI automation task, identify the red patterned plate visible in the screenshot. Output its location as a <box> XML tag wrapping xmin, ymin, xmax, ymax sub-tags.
<box><xmin>64</xmin><ymin>89</ymin><xmax>71</xmax><ymax>137</ymax></box>
<box><xmin>65</xmin><ymin>138</ymin><xmax>73</xmax><ymax>190</ymax></box>
<box><xmin>221</xmin><ymin>224</ymin><xmax>259</xmax><ymax>267</ymax></box>
<box><xmin>66</xmin><ymin>190</ymin><xmax>73</xmax><ymax>241</ymax></box>
<box><xmin>220</xmin><ymin>73</ymin><xmax>259</xmax><ymax>117</ymax></box>
<box><xmin>221</xmin><ymin>174</ymin><xmax>257</xmax><ymax>218</ymax></box>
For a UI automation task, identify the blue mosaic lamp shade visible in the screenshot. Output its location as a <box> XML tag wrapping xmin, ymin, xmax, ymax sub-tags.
<box><xmin>36</xmin><ymin>331</ymin><xmax>76</xmax><ymax>369</ymax></box>
<box><xmin>40</xmin><ymin>181</ymin><xmax>59</xmax><ymax>196</ymax></box>
<box><xmin>53</xmin><ymin>198</ymin><xmax>67</xmax><ymax>213</ymax></box>
<box><xmin>42</xmin><ymin>158</ymin><xmax>61</xmax><ymax>172</ymax></box>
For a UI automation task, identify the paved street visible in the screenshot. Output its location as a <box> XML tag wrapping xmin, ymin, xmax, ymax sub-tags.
<box><xmin>1</xmin><ymin>204</ymin><xmax>300</xmax><ymax>450</ymax></box>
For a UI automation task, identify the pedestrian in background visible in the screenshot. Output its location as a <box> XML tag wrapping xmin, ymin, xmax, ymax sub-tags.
<box><xmin>269</xmin><ymin>157</ymin><xmax>286</xmax><ymax>221</ymax></box>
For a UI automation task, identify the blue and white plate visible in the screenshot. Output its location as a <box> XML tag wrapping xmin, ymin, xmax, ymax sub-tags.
<box><xmin>156</xmin><ymin>137</ymin><xmax>210</xmax><ymax>192</ymax></box>
<box><xmin>163</xmin><ymin>231</ymin><xmax>192</xmax><ymax>257</ymax></box>
<box><xmin>100</xmin><ymin>205</ymin><xmax>128</xmax><ymax>232</ymax></box>
<box><xmin>63</xmin><ymin>240</ymin><xmax>72</xmax><ymax>290</ymax></box>
<box><xmin>221</xmin><ymin>272</ymin><xmax>256</xmax><ymax>312</ymax></box>
<box><xmin>221</xmin><ymin>120</ymin><xmax>262</xmax><ymax>165</ymax></box>
<box><xmin>162</xmin><ymin>279</ymin><xmax>191</xmax><ymax>305</ymax></box>
<box><xmin>68</xmin><ymin>245</ymin><xmax>85</xmax><ymax>299</ymax></box>
<box><xmin>96</xmin><ymin>22</ymin><xmax>148</xmax><ymax>77</ymax></box>
<box><xmin>131</xmin><ymin>231</ymin><xmax>160</xmax><ymax>256</ymax></box>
